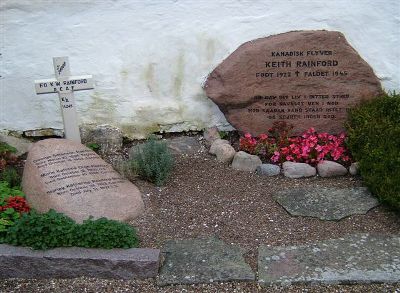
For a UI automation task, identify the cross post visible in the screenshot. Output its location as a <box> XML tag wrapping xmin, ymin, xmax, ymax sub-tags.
<box><xmin>34</xmin><ymin>57</ymin><xmax>94</xmax><ymax>143</ymax></box>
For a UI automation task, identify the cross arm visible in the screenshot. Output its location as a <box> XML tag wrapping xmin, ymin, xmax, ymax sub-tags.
<box><xmin>35</xmin><ymin>75</ymin><xmax>94</xmax><ymax>94</ymax></box>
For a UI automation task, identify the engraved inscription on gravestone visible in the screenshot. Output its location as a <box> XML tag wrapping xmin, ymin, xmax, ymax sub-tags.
<box><xmin>32</xmin><ymin>150</ymin><xmax>124</xmax><ymax>197</ymax></box>
<box><xmin>204</xmin><ymin>30</ymin><xmax>382</xmax><ymax>135</ymax></box>
<box><xmin>251</xmin><ymin>50</ymin><xmax>348</xmax><ymax>120</ymax></box>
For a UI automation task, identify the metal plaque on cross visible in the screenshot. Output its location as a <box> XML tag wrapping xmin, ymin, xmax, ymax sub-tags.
<box><xmin>34</xmin><ymin>57</ymin><xmax>94</xmax><ymax>143</ymax></box>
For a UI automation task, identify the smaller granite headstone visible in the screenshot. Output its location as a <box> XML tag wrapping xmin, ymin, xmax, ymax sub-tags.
<box><xmin>22</xmin><ymin>139</ymin><xmax>144</xmax><ymax>223</ymax></box>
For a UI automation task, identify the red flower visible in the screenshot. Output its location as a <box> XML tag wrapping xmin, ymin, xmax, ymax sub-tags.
<box><xmin>1</xmin><ymin>196</ymin><xmax>30</xmax><ymax>214</ymax></box>
<box><xmin>239</xmin><ymin>125</ymin><xmax>352</xmax><ymax>165</ymax></box>
<box><xmin>259</xmin><ymin>133</ymin><xmax>268</xmax><ymax>140</ymax></box>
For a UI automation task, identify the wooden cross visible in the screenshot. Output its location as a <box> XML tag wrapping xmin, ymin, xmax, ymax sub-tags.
<box><xmin>34</xmin><ymin>57</ymin><xmax>94</xmax><ymax>143</ymax></box>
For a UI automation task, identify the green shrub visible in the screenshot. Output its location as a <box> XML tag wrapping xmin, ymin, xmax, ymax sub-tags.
<box><xmin>0</xmin><ymin>142</ymin><xmax>18</xmax><ymax>172</ymax></box>
<box><xmin>0</xmin><ymin>209</ymin><xmax>21</xmax><ymax>242</ymax></box>
<box><xmin>3</xmin><ymin>210</ymin><xmax>76</xmax><ymax>250</ymax></box>
<box><xmin>130</xmin><ymin>136</ymin><xmax>174</xmax><ymax>186</ymax></box>
<box><xmin>0</xmin><ymin>142</ymin><xmax>20</xmax><ymax>189</ymax></box>
<box><xmin>0</xmin><ymin>167</ymin><xmax>21</xmax><ymax>188</ymax></box>
<box><xmin>0</xmin><ymin>182</ymin><xmax>28</xmax><ymax>240</ymax></box>
<box><xmin>346</xmin><ymin>92</ymin><xmax>400</xmax><ymax>212</ymax></box>
<box><xmin>74</xmin><ymin>217</ymin><xmax>139</xmax><ymax>249</ymax></box>
<box><xmin>0</xmin><ymin>218</ymin><xmax>13</xmax><ymax>242</ymax></box>
<box><xmin>2</xmin><ymin>209</ymin><xmax>140</xmax><ymax>250</ymax></box>
<box><xmin>0</xmin><ymin>142</ymin><xmax>17</xmax><ymax>156</ymax></box>
<box><xmin>219</xmin><ymin>131</ymin><xmax>228</xmax><ymax>140</ymax></box>
<box><xmin>0</xmin><ymin>218</ymin><xmax>13</xmax><ymax>233</ymax></box>
<box><xmin>0</xmin><ymin>181</ymin><xmax>24</xmax><ymax>205</ymax></box>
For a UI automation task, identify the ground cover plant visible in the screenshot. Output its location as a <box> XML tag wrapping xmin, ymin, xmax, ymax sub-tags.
<box><xmin>0</xmin><ymin>167</ymin><xmax>21</xmax><ymax>188</ymax></box>
<box><xmin>0</xmin><ymin>142</ymin><xmax>21</xmax><ymax>188</ymax></box>
<box><xmin>74</xmin><ymin>216</ymin><xmax>139</xmax><ymax>249</ymax></box>
<box><xmin>239</xmin><ymin>121</ymin><xmax>351</xmax><ymax>166</ymax></box>
<box><xmin>130</xmin><ymin>136</ymin><xmax>174</xmax><ymax>186</ymax></box>
<box><xmin>346</xmin><ymin>92</ymin><xmax>400</xmax><ymax>212</ymax></box>
<box><xmin>0</xmin><ymin>181</ymin><xmax>29</xmax><ymax>239</ymax></box>
<box><xmin>1</xmin><ymin>209</ymin><xmax>139</xmax><ymax>250</ymax></box>
<box><xmin>0</xmin><ymin>142</ymin><xmax>18</xmax><ymax>171</ymax></box>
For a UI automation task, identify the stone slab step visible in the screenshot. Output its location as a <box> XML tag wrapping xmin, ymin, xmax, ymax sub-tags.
<box><xmin>158</xmin><ymin>237</ymin><xmax>255</xmax><ymax>285</ymax></box>
<box><xmin>0</xmin><ymin>244</ymin><xmax>160</xmax><ymax>279</ymax></box>
<box><xmin>274</xmin><ymin>187</ymin><xmax>379</xmax><ymax>220</ymax></box>
<box><xmin>258</xmin><ymin>234</ymin><xmax>400</xmax><ymax>286</ymax></box>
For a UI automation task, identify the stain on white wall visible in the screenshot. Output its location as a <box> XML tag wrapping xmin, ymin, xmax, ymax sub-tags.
<box><xmin>1</xmin><ymin>0</ymin><xmax>399</xmax><ymax>138</ymax></box>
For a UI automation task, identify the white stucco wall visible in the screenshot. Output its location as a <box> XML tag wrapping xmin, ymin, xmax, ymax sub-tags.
<box><xmin>1</xmin><ymin>0</ymin><xmax>399</xmax><ymax>138</ymax></box>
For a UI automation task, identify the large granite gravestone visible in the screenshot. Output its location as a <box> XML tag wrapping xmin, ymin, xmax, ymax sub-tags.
<box><xmin>22</xmin><ymin>139</ymin><xmax>144</xmax><ymax>222</ymax></box>
<box><xmin>204</xmin><ymin>30</ymin><xmax>382</xmax><ymax>135</ymax></box>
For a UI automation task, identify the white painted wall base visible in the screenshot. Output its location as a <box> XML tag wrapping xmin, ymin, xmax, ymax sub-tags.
<box><xmin>1</xmin><ymin>0</ymin><xmax>399</xmax><ymax>138</ymax></box>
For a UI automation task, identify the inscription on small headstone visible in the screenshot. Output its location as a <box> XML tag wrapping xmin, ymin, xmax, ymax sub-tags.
<box><xmin>205</xmin><ymin>30</ymin><xmax>383</xmax><ymax>135</ymax></box>
<box><xmin>33</xmin><ymin>150</ymin><xmax>124</xmax><ymax>197</ymax></box>
<box><xmin>22</xmin><ymin>139</ymin><xmax>144</xmax><ymax>222</ymax></box>
<box><xmin>34</xmin><ymin>57</ymin><xmax>94</xmax><ymax>143</ymax></box>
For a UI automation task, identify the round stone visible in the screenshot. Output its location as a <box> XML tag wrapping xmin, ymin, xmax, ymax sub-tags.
<box><xmin>256</xmin><ymin>164</ymin><xmax>281</xmax><ymax>176</ymax></box>
<box><xmin>22</xmin><ymin>139</ymin><xmax>144</xmax><ymax>223</ymax></box>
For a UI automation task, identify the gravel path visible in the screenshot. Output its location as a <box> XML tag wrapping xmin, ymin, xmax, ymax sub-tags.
<box><xmin>1</xmin><ymin>147</ymin><xmax>399</xmax><ymax>292</ymax></box>
<box><xmin>1</xmin><ymin>278</ymin><xmax>399</xmax><ymax>293</ymax></box>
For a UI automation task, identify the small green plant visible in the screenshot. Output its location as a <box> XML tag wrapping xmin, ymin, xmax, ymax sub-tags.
<box><xmin>0</xmin><ymin>218</ymin><xmax>13</xmax><ymax>233</ymax></box>
<box><xmin>3</xmin><ymin>209</ymin><xmax>76</xmax><ymax>249</ymax></box>
<box><xmin>0</xmin><ymin>167</ymin><xmax>21</xmax><ymax>188</ymax></box>
<box><xmin>0</xmin><ymin>142</ymin><xmax>18</xmax><ymax>172</ymax></box>
<box><xmin>0</xmin><ymin>182</ymin><xmax>29</xmax><ymax>239</ymax></box>
<box><xmin>0</xmin><ymin>181</ymin><xmax>24</xmax><ymax>205</ymax></box>
<box><xmin>130</xmin><ymin>136</ymin><xmax>174</xmax><ymax>186</ymax></box>
<box><xmin>0</xmin><ymin>209</ymin><xmax>20</xmax><ymax>239</ymax></box>
<box><xmin>86</xmin><ymin>142</ymin><xmax>100</xmax><ymax>153</ymax></box>
<box><xmin>0</xmin><ymin>218</ymin><xmax>13</xmax><ymax>242</ymax></box>
<box><xmin>74</xmin><ymin>217</ymin><xmax>139</xmax><ymax>249</ymax></box>
<box><xmin>218</xmin><ymin>131</ymin><xmax>228</xmax><ymax>140</ymax></box>
<box><xmin>0</xmin><ymin>142</ymin><xmax>17</xmax><ymax>156</ymax></box>
<box><xmin>346</xmin><ymin>92</ymin><xmax>400</xmax><ymax>212</ymax></box>
<box><xmin>2</xmin><ymin>209</ymin><xmax>140</xmax><ymax>250</ymax></box>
